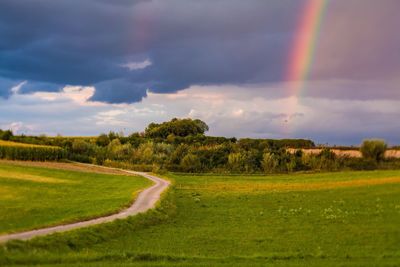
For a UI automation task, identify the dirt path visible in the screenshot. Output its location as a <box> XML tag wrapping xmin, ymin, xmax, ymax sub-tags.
<box><xmin>0</xmin><ymin>170</ymin><xmax>170</xmax><ymax>243</ymax></box>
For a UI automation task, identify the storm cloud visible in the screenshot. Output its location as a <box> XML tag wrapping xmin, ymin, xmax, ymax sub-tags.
<box><xmin>1</xmin><ymin>0</ymin><xmax>399</xmax><ymax>103</ymax></box>
<box><xmin>1</xmin><ymin>1</ymin><xmax>400</xmax><ymax>143</ymax></box>
<box><xmin>0</xmin><ymin>0</ymin><xmax>305</xmax><ymax>103</ymax></box>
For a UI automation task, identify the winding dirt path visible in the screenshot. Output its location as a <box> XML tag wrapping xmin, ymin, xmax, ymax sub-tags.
<box><xmin>0</xmin><ymin>170</ymin><xmax>170</xmax><ymax>243</ymax></box>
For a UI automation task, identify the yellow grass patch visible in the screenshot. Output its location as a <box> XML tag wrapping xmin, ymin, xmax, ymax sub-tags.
<box><xmin>0</xmin><ymin>185</ymin><xmax>21</xmax><ymax>200</ymax></box>
<box><xmin>0</xmin><ymin>160</ymin><xmax>134</xmax><ymax>176</ymax></box>
<box><xmin>185</xmin><ymin>177</ymin><xmax>400</xmax><ymax>193</ymax></box>
<box><xmin>0</xmin><ymin>140</ymin><xmax>60</xmax><ymax>149</ymax></box>
<box><xmin>0</xmin><ymin>169</ymin><xmax>75</xmax><ymax>184</ymax></box>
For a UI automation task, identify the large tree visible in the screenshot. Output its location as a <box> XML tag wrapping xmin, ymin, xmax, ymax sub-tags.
<box><xmin>145</xmin><ymin>118</ymin><xmax>209</xmax><ymax>139</ymax></box>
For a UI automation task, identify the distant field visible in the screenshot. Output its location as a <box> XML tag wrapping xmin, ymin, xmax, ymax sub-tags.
<box><xmin>0</xmin><ymin>140</ymin><xmax>58</xmax><ymax>148</ymax></box>
<box><xmin>288</xmin><ymin>147</ymin><xmax>400</xmax><ymax>158</ymax></box>
<box><xmin>0</xmin><ymin>161</ymin><xmax>152</xmax><ymax>234</ymax></box>
<box><xmin>1</xmin><ymin>170</ymin><xmax>400</xmax><ymax>266</ymax></box>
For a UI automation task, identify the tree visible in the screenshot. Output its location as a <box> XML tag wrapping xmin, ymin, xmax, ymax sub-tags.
<box><xmin>107</xmin><ymin>139</ymin><xmax>132</xmax><ymax>160</ymax></box>
<box><xmin>316</xmin><ymin>148</ymin><xmax>338</xmax><ymax>171</ymax></box>
<box><xmin>360</xmin><ymin>139</ymin><xmax>387</xmax><ymax>162</ymax></box>
<box><xmin>169</xmin><ymin>144</ymin><xmax>189</xmax><ymax>165</ymax></box>
<box><xmin>262</xmin><ymin>152</ymin><xmax>278</xmax><ymax>173</ymax></box>
<box><xmin>96</xmin><ymin>134</ymin><xmax>110</xmax><ymax>146</ymax></box>
<box><xmin>133</xmin><ymin>142</ymin><xmax>154</xmax><ymax>164</ymax></box>
<box><xmin>144</xmin><ymin>118</ymin><xmax>209</xmax><ymax>138</ymax></box>
<box><xmin>180</xmin><ymin>153</ymin><xmax>202</xmax><ymax>172</ymax></box>
<box><xmin>0</xmin><ymin>130</ymin><xmax>13</xmax><ymax>141</ymax></box>
<box><xmin>227</xmin><ymin>152</ymin><xmax>246</xmax><ymax>172</ymax></box>
<box><xmin>71</xmin><ymin>139</ymin><xmax>91</xmax><ymax>154</ymax></box>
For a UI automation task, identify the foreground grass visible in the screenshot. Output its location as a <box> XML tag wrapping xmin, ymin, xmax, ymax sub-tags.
<box><xmin>0</xmin><ymin>162</ymin><xmax>152</xmax><ymax>234</ymax></box>
<box><xmin>1</xmin><ymin>170</ymin><xmax>400</xmax><ymax>266</ymax></box>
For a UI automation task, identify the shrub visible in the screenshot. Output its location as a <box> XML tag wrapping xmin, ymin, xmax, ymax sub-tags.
<box><xmin>360</xmin><ymin>139</ymin><xmax>387</xmax><ymax>162</ymax></box>
<box><xmin>0</xmin><ymin>130</ymin><xmax>13</xmax><ymax>141</ymax></box>
<box><xmin>133</xmin><ymin>142</ymin><xmax>155</xmax><ymax>164</ymax></box>
<box><xmin>227</xmin><ymin>152</ymin><xmax>246</xmax><ymax>172</ymax></box>
<box><xmin>261</xmin><ymin>152</ymin><xmax>278</xmax><ymax>173</ymax></box>
<box><xmin>180</xmin><ymin>154</ymin><xmax>202</xmax><ymax>172</ymax></box>
<box><xmin>96</xmin><ymin>134</ymin><xmax>110</xmax><ymax>146</ymax></box>
<box><xmin>71</xmin><ymin>139</ymin><xmax>91</xmax><ymax>154</ymax></box>
<box><xmin>344</xmin><ymin>158</ymin><xmax>378</xmax><ymax>170</ymax></box>
<box><xmin>317</xmin><ymin>148</ymin><xmax>340</xmax><ymax>171</ymax></box>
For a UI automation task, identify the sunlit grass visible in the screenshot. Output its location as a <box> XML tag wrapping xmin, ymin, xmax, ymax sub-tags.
<box><xmin>0</xmin><ymin>169</ymin><xmax>74</xmax><ymax>184</ymax></box>
<box><xmin>1</xmin><ymin>170</ymin><xmax>400</xmax><ymax>266</ymax></box>
<box><xmin>0</xmin><ymin>162</ymin><xmax>152</xmax><ymax>234</ymax></box>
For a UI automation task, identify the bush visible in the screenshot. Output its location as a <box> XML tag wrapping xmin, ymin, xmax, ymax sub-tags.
<box><xmin>103</xmin><ymin>160</ymin><xmax>154</xmax><ymax>172</ymax></box>
<box><xmin>71</xmin><ymin>139</ymin><xmax>92</xmax><ymax>154</ymax></box>
<box><xmin>0</xmin><ymin>130</ymin><xmax>13</xmax><ymax>141</ymax></box>
<box><xmin>96</xmin><ymin>134</ymin><xmax>110</xmax><ymax>146</ymax></box>
<box><xmin>180</xmin><ymin>154</ymin><xmax>202</xmax><ymax>172</ymax></box>
<box><xmin>344</xmin><ymin>158</ymin><xmax>378</xmax><ymax>170</ymax></box>
<box><xmin>261</xmin><ymin>152</ymin><xmax>278</xmax><ymax>173</ymax></box>
<box><xmin>360</xmin><ymin>139</ymin><xmax>387</xmax><ymax>162</ymax></box>
<box><xmin>317</xmin><ymin>148</ymin><xmax>340</xmax><ymax>171</ymax></box>
<box><xmin>0</xmin><ymin>146</ymin><xmax>66</xmax><ymax>161</ymax></box>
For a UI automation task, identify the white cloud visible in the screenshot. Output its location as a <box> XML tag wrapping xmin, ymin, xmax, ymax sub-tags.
<box><xmin>1</xmin><ymin>122</ymin><xmax>36</xmax><ymax>134</ymax></box>
<box><xmin>31</xmin><ymin>85</ymin><xmax>103</xmax><ymax>106</ymax></box>
<box><xmin>1</xmin><ymin>82</ymin><xmax>400</xmax><ymax>144</ymax></box>
<box><xmin>10</xmin><ymin>81</ymin><xmax>27</xmax><ymax>94</ymax></box>
<box><xmin>120</xmin><ymin>59</ymin><xmax>152</xmax><ymax>71</ymax></box>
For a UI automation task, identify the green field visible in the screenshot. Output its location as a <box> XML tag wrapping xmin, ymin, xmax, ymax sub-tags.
<box><xmin>1</xmin><ymin>169</ymin><xmax>400</xmax><ymax>266</ymax></box>
<box><xmin>0</xmin><ymin>162</ymin><xmax>152</xmax><ymax>234</ymax></box>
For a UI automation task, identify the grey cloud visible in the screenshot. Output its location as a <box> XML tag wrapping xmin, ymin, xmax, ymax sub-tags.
<box><xmin>0</xmin><ymin>0</ymin><xmax>399</xmax><ymax>104</ymax></box>
<box><xmin>0</xmin><ymin>0</ymin><xmax>304</xmax><ymax>103</ymax></box>
<box><xmin>312</xmin><ymin>0</ymin><xmax>400</xmax><ymax>81</ymax></box>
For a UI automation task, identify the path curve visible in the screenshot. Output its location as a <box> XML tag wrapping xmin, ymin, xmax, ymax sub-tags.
<box><xmin>0</xmin><ymin>170</ymin><xmax>170</xmax><ymax>243</ymax></box>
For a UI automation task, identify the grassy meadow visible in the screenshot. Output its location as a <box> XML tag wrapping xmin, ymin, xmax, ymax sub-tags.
<box><xmin>1</xmin><ymin>169</ymin><xmax>400</xmax><ymax>266</ymax></box>
<box><xmin>0</xmin><ymin>161</ymin><xmax>152</xmax><ymax>234</ymax></box>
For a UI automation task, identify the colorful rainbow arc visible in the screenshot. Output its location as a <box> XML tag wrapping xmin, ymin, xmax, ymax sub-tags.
<box><xmin>283</xmin><ymin>0</ymin><xmax>329</xmax><ymax>134</ymax></box>
<box><xmin>288</xmin><ymin>0</ymin><xmax>329</xmax><ymax>87</ymax></box>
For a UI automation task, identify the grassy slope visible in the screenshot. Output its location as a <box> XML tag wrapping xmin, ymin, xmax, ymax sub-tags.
<box><xmin>0</xmin><ymin>162</ymin><xmax>152</xmax><ymax>234</ymax></box>
<box><xmin>1</xmin><ymin>170</ymin><xmax>400</xmax><ymax>266</ymax></box>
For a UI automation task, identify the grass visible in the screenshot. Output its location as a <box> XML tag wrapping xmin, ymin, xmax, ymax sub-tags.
<box><xmin>1</xmin><ymin>170</ymin><xmax>400</xmax><ymax>266</ymax></box>
<box><xmin>0</xmin><ymin>161</ymin><xmax>152</xmax><ymax>234</ymax></box>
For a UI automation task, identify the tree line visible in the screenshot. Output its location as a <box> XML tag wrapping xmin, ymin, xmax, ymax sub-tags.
<box><xmin>0</xmin><ymin>120</ymin><xmax>397</xmax><ymax>173</ymax></box>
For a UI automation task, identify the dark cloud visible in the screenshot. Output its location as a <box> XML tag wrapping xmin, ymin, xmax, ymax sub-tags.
<box><xmin>0</xmin><ymin>76</ymin><xmax>18</xmax><ymax>97</ymax></box>
<box><xmin>0</xmin><ymin>0</ymin><xmax>304</xmax><ymax>103</ymax></box>
<box><xmin>0</xmin><ymin>0</ymin><xmax>399</xmax><ymax>103</ymax></box>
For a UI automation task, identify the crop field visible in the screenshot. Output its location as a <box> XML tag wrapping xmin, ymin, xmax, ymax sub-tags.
<box><xmin>1</xmin><ymin>169</ymin><xmax>400</xmax><ymax>266</ymax></box>
<box><xmin>0</xmin><ymin>161</ymin><xmax>152</xmax><ymax>234</ymax></box>
<box><xmin>0</xmin><ymin>140</ymin><xmax>59</xmax><ymax>148</ymax></box>
<box><xmin>0</xmin><ymin>141</ymin><xmax>66</xmax><ymax>161</ymax></box>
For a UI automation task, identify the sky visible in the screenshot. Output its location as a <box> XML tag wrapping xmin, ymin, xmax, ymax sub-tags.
<box><xmin>1</xmin><ymin>0</ymin><xmax>400</xmax><ymax>145</ymax></box>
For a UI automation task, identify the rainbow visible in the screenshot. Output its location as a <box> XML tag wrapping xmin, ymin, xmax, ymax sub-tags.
<box><xmin>287</xmin><ymin>0</ymin><xmax>329</xmax><ymax>92</ymax></box>
<box><xmin>283</xmin><ymin>0</ymin><xmax>329</xmax><ymax>135</ymax></box>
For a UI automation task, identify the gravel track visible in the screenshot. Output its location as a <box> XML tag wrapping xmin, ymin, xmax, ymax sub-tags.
<box><xmin>0</xmin><ymin>170</ymin><xmax>170</xmax><ymax>243</ymax></box>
